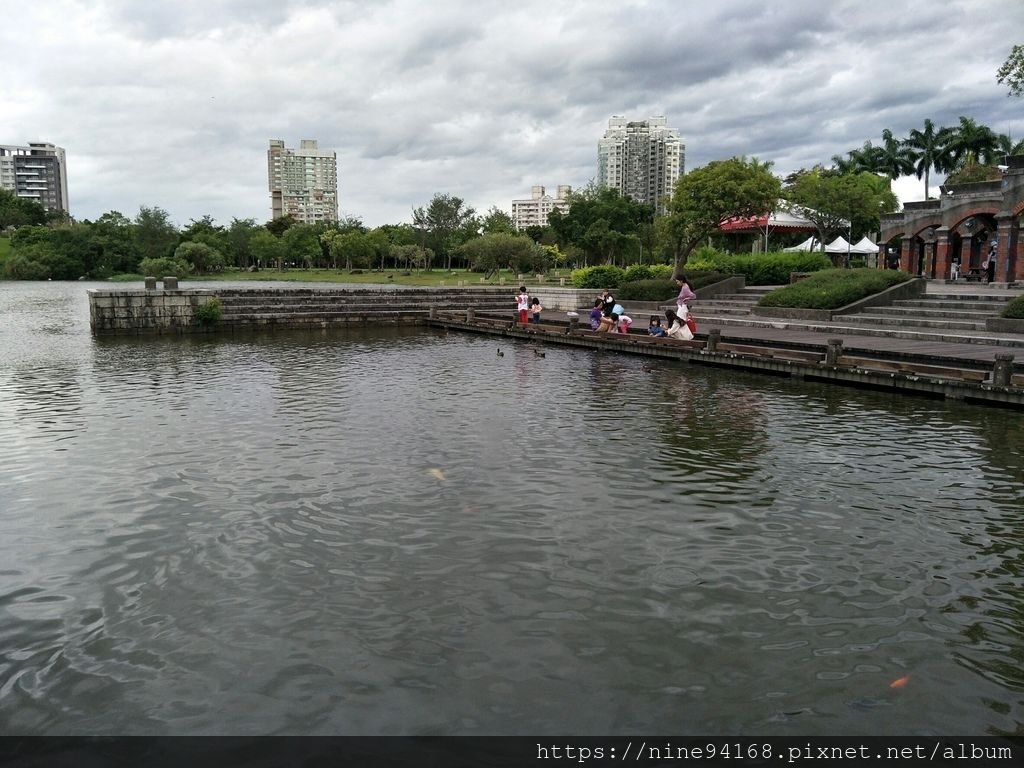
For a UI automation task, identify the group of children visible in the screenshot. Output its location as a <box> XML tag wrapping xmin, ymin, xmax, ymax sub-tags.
<box><xmin>589</xmin><ymin>289</ymin><xmax>634</xmax><ymax>334</ymax></box>
<box><xmin>515</xmin><ymin>286</ymin><xmax>544</xmax><ymax>324</ymax></box>
<box><xmin>515</xmin><ymin>277</ymin><xmax>698</xmax><ymax>339</ymax></box>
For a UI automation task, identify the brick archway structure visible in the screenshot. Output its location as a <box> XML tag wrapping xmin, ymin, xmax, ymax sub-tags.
<box><xmin>880</xmin><ymin>158</ymin><xmax>1024</xmax><ymax>282</ymax></box>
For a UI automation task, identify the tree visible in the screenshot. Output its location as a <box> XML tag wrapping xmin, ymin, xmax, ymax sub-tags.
<box><xmin>0</xmin><ymin>188</ymin><xmax>49</xmax><ymax>229</ymax></box>
<box><xmin>174</xmin><ymin>241</ymin><xmax>226</xmax><ymax>274</ymax></box>
<box><xmin>322</xmin><ymin>229</ymin><xmax>374</xmax><ymax>271</ymax></box>
<box><xmin>181</xmin><ymin>215</ymin><xmax>228</xmax><ymax>255</ymax></box>
<box><xmin>997</xmin><ymin>44</ymin><xmax>1024</xmax><ymax>96</ymax></box>
<box><xmin>833</xmin><ymin>141</ymin><xmax>885</xmax><ymax>175</ymax></box>
<box><xmin>785</xmin><ymin>169</ymin><xmax>898</xmax><ymax>266</ymax></box>
<box><xmin>134</xmin><ymin>206</ymin><xmax>179</xmax><ymax>262</ymax></box>
<box><xmin>413</xmin><ymin>194</ymin><xmax>478</xmax><ymax>271</ymax></box>
<box><xmin>548</xmin><ymin>185</ymin><xmax>653</xmax><ymax>266</ymax></box>
<box><xmin>91</xmin><ymin>211</ymin><xmax>139</xmax><ymax>275</ymax></box>
<box><xmin>661</xmin><ymin>156</ymin><xmax>781</xmax><ymax>276</ymax></box>
<box><xmin>481</xmin><ymin>206</ymin><xmax>517</xmax><ymax>235</ymax></box>
<box><xmin>905</xmin><ymin>119</ymin><xmax>954</xmax><ymax>199</ymax></box>
<box><xmin>226</xmin><ymin>218</ymin><xmax>261</xmax><ymax>269</ymax></box>
<box><xmin>878</xmin><ymin>128</ymin><xmax>916</xmax><ymax>183</ymax></box>
<box><xmin>265</xmin><ymin>214</ymin><xmax>297</xmax><ymax>237</ymax></box>
<box><xmin>996</xmin><ymin>133</ymin><xmax>1024</xmax><ymax>158</ymax></box>
<box><xmin>250</xmin><ymin>228</ymin><xmax>285</xmax><ymax>271</ymax></box>
<box><xmin>945</xmin><ymin>116</ymin><xmax>999</xmax><ymax>170</ymax></box>
<box><xmin>282</xmin><ymin>224</ymin><xmax>323</xmax><ymax>269</ymax></box>
<box><xmin>460</xmin><ymin>233</ymin><xmax>542</xmax><ymax>277</ymax></box>
<box><xmin>391</xmin><ymin>244</ymin><xmax>432</xmax><ymax>271</ymax></box>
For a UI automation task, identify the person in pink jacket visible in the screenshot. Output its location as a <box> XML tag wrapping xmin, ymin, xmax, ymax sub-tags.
<box><xmin>674</xmin><ymin>275</ymin><xmax>696</xmax><ymax>319</ymax></box>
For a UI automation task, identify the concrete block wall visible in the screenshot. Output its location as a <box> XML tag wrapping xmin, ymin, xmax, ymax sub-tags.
<box><xmin>88</xmin><ymin>289</ymin><xmax>218</xmax><ymax>334</ymax></box>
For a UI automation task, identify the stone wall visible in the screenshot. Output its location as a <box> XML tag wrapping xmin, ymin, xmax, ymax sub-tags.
<box><xmin>89</xmin><ymin>288</ymin><xmax>219</xmax><ymax>334</ymax></box>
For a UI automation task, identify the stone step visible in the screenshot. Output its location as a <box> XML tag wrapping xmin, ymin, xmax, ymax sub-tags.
<box><xmin>694</xmin><ymin>299</ymin><xmax>759</xmax><ymax>308</ymax></box>
<box><xmin>894</xmin><ymin>298</ymin><xmax>1013</xmax><ymax>310</ymax></box>
<box><xmin>870</xmin><ymin>307</ymin><xmax>999</xmax><ymax>320</ymax></box>
<box><xmin>839</xmin><ymin>315</ymin><xmax>989</xmax><ymax>331</ymax></box>
<box><xmin>688</xmin><ymin>314</ymin><xmax>1024</xmax><ymax>348</ymax></box>
<box><xmin>924</xmin><ymin>292</ymin><xmax>1018</xmax><ymax>302</ymax></box>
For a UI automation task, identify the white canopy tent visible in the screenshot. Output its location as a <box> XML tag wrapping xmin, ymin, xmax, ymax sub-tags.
<box><xmin>825</xmin><ymin>236</ymin><xmax>852</xmax><ymax>254</ymax></box>
<box><xmin>783</xmin><ymin>236</ymin><xmax>820</xmax><ymax>252</ymax></box>
<box><xmin>850</xmin><ymin>236</ymin><xmax>879</xmax><ymax>254</ymax></box>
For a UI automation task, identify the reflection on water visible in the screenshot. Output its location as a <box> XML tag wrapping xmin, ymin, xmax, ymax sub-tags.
<box><xmin>0</xmin><ymin>282</ymin><xmax>1023</xmax><ymax>736</ymax></box>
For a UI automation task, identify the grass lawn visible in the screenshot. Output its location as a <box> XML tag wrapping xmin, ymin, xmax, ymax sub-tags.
<box><xmin>112</xmin><ymin>268</ymin><xmax>571</xmax><ymax>288</ymax></box>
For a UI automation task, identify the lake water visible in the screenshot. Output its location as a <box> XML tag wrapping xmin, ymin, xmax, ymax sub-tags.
<box><xmin>1</xmin><ymin>281</ymin><xmax>1022</xmax><ymax>736</ymax></box>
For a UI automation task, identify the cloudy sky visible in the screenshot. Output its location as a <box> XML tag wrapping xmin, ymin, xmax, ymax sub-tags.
<box><xmin>3</xmin><ymin>0</ymin><xmax>1022</xmax><ymax>228</ymax></box>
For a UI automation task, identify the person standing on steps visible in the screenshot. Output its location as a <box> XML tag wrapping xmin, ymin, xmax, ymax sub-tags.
<box><xmin>515</xmin><ymin>286</ymin><xmax>530</xmax><ymax>324</ymax></box>
<box><xmin>986</xmin><ymin>241</ymin><xmax>997</xmax><ymax>284</ymax></box>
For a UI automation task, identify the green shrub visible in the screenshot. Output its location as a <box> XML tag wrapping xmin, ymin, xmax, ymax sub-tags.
<box><xmin>616</xmin><ymin>271</ymin><xmax>735</xmax><ymax>302</ymax></box>
<box><xmin>617</xmin><ymin>279</ymin><xmax>677</xmax><ymax>302</ymax></box>
<box><xmin>1002</xmin><ymin>295</ymin><xmax>1024</xmax><ymax>319</ymax></box>
<box><xmin>647</xmin><ymin>264</ymin><xmax>674</xmax><ymax>280</ymax></box>
<box><xmin>757</xmin><ymin>269</ymin><xmax>912</xmax><ymax>310</ymax></box>
<box><xmin>194</xmin><ymin>297</ymin><xmax>223</xmax><ymax>326</ymax></box>
<box><xmin>622</xmin><ymin>264</ymin><xmax>655</xmax><ymax>282</ymax></box>
<box><xmin>687</xmin><ymin>248</ymin><xmax>832</xmax><ymax>285</ymax></box>
<box><xmin>3</xmin><ymin>253</ymin><xmax>51</xmax><ymax>280</ymax></box>
<box><xmin>139</xmin><ymin>256</ymin><xmax>192</xmax><ymax>279</ymax></box>
<box><xmin>570</xmin><ymin>265</ymin><xmax>626</xmax><ymax>289</ymax></box>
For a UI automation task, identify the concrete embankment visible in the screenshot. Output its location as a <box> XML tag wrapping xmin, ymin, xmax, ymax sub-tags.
<box><xmin>428</xmin><ymin>311</ymin><xmax>1024</xmax><ymax>409</ymax></box>
<box><xmin>87</xmin><ymin>284</ymin><xmax>595</xmax><ymax>335</ymax></box>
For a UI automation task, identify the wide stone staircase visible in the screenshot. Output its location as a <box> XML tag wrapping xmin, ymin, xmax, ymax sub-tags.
<box><xmin>688</xmin><ymin>285</ymin><xmax>1024</xmax><ymax>347</ymax></box>
<box><xmin>215</xmin><ymin>287</ymin><xmax>513</xmax><ymax>329</ymax></box>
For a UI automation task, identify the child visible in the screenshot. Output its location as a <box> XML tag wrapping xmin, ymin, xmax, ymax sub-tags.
<box><xmin>617</xmin><ymin>313</ymin><xmax>632</xmax><ymax>334</ymax></box>
<box><xmin>589</xmin><ymin>299</ymin><xmax>603</xmax><ymax>330</ymax></box>
<box><xmin>664</xmin><ymin>309</ymin><xmax>693</xmax><ymax>341</ymax></box>
<box><xmin>530</xmin><ymin>297</ymin><xmax>543</xmax><ymax>324</ymax></box>
<box><xmin>515</xmin><ymin>286</ymin><xmax>530</xmax><ymax>324</ymax></box>
<box><xmin>648</xmin><ymin>316</ymin><xmax>666</xmax><ymax>337</ymax></box>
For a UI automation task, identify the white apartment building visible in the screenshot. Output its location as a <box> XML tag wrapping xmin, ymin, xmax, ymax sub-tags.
<box><xmin>268</xmin><ymin>139</ymin><xmax>339</xmax><ymax>224</ymax></box>
<box><xmin>511</xmin><ymin>185</ymin><xmax>571</xmax><ymax>230</ymax></box>
<box><xmin>597</xmin><ymin>116</ymin><xmax>683</xmax><ymax>212</ymax></box>
<box><xmin>0</xmin><ymin>142</ymin><xmax>69</xmax><ymax>216</ymax></box>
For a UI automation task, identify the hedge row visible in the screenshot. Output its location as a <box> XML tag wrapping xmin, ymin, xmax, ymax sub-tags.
<box><xmin>756</xmin><ymin>269</ymin><xmax>912</xmax><ymax>310</ymax></box>
<box><xmin>1003</xmin><ymin>295</ymin><xmax>1024</xmax><ymax>319</ymax></box>
<box><xmin>616</xmin><ymin>271</ymin><xmax>733</xmax><ymax>302</ymax></box>
<box><xmin>687</xmin><ymin>247</ymin><xmax>832</xmax><ymax>285</ymax></box>
<box><xmin>570</xmin><ymin>263</ymin><xmax>674</xmax><ymax>289</ymax></box>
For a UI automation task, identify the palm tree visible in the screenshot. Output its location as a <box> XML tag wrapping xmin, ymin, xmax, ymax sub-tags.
<box><xmin>831</xmin><ymin>153</ymin><xmax>856</xmax><ymax>174</ymax></box>
<box><xmin>996</xmin><ymin>133</ymin><xmax>1024</xmax><ymax>158</ymax></box>
<box><xmin>904</xmin><ymin>119</ymin><xmax>953</xmax><ymax>199</ymax></box>
<box><xmin>946</xmin><ymin>116</ymin><xmax>999</xmax><ymax>170</ymax></box>
<box><xmin>878</xmin><ymin>128</ymin><xmax>916</xmax><ymax>183</ymax></box>
<box><xmin>848</xmin><ymin>140</ymin><xmax>886</xmax><ymax>174</ymax></box>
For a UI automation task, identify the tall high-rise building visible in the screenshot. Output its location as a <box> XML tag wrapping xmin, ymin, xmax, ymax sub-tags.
<box><xmin>597</xmin><ymin>116</ymin><xmax>683</xmax><ymax>211</ymax></box>
<box><xmin>267</xmin><ymin>139</ymin><xmax>338</xmax><ymax>224</ymax></box>
<box><xmin>511</xmin><ymin>185</ymin><xmax>572</xmax><ymax>230</ymax></box>
<box><xmin>0</xmin><ymin>142</ymin><xmax>69</xmax><ymax>216</ymax></box>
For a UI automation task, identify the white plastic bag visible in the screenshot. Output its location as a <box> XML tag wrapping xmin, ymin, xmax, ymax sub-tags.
<box><xmin>675</xmin><ymin>303</ymin><xmax>689</xmax><ymax>320</ymax></box>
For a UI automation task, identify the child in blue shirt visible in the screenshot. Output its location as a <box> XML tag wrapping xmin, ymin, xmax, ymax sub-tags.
<box><xmin>648</xmin><ymin>316</ymin><xmax>666</xmax><ymax>337</ymax></box>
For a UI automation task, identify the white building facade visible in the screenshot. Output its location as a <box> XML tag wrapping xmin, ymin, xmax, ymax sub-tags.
<box><xmin>0</xmin><ymin>142</ymin><xmax>69</xmax><ymax>216</ymax></box>
<box><xmin>268</xmin><ymin>139</ymin><xmax>339</xmax><ymax>224</ymax></box>
<box><xmin>597</xmin><ymin>116</ymin><xmax>683</xmax><ymax>212</ymax></box>
<box><xmin>511</xmin><ymin>185</ymin><xmax>571</xmax><ymax>230</ymax></box>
